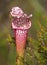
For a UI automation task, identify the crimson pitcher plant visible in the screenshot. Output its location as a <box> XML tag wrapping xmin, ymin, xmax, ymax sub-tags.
<box><xmin>10</xmin><ymin>7</ymin><xmax>32</xmax><ymax>65</ymax></box>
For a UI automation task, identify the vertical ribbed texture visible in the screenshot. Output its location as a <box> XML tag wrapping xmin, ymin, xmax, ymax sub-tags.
<box><xmin>15</xmin><ymin>29</ymin><xmax>27</xmax><ymax>57</ymax></box>
<box><xmin>14</xmin><ymin>29</ymin><xmax>27</xmax><ymax>65</ymax></box>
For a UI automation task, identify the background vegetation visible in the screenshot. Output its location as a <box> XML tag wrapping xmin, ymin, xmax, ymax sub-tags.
<box><xmin>0</xmin><ymin>0</ymin><xmax>47</xmax><ymax>65</ymax></box>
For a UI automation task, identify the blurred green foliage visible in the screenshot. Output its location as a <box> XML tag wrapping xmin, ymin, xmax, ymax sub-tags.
<box><xmin>0</xmin><ymin>0</ymin><xmax>47</xmax><ymax>65</ymax></box>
